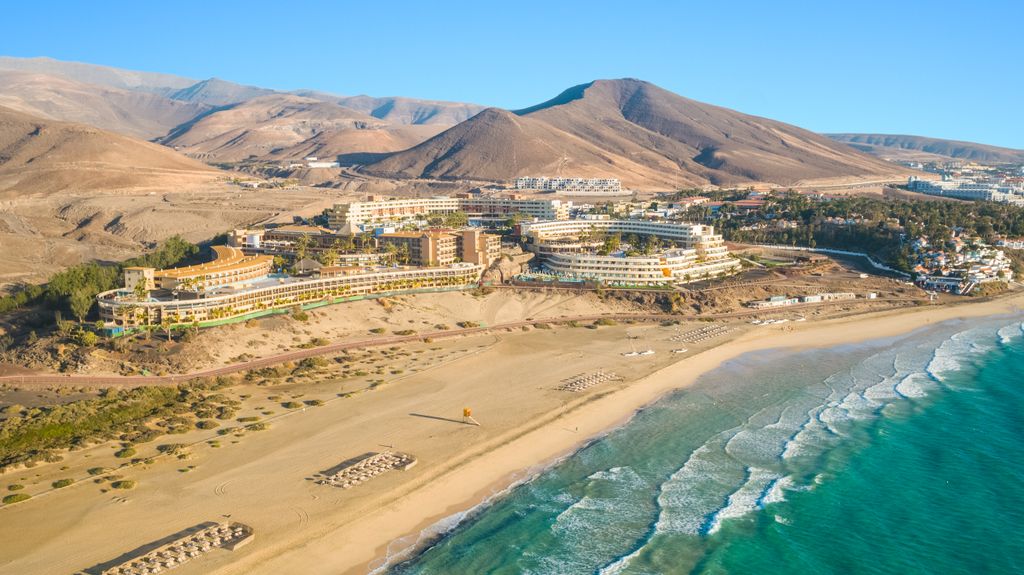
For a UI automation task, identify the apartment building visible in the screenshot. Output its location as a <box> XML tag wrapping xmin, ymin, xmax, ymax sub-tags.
<box><xmin>513</xmin><ymin>177</ymin><xmax>623</xmax><ymax>194</ymax></box>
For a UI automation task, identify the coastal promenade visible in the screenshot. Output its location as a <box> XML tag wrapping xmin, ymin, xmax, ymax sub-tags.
<box><xmin>0</xmin><ymin>298</ymin><xmax>919</xmax><ymax>388</ymax></box>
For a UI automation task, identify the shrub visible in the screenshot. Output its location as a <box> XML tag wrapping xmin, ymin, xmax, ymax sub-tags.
<box><xmin>393</xmin><ymin>329</ymin><xmax>416</xmax><ymax>336</ymax></box>
<box><xmin>594</xmin><ymin>318</ymin><xmax>618</xmax><ymax>326</ymax></box>
<box><xmin>456</xmin><ymin>321</ymin><xmax>480</xmax><ymax>329</ymax></box>
<box><xmin>52</xmin><ymin>478</ymin><xmax>74</xmax><ymax>489</ymax></box>
<box><xmin>196</xmin><ymin>420</ymin><xmax>219</xmax><ymax>430</ymax></box>
<box><xmin>245</xmin><ymin>423</ymin><xmax>268</xmax><ymax>432</ymax></box>
<box><xmin>369</xmin><ymin>327</ymin><xmax>386</xmax><ymax>334</ymax></box>
<box><xmin>295</xmin><ymin>356</ymin><xmax>328</xmax><ymax>372</ymax></box>
<box><xmin>304</xmin><ymin>399</ymin><xmax>324</xmax><ymax>407</ymax></box>
<box><xmin>282</xmin><ymin>401</ymin><xmax>303</xmax><ymax>409</ymax></box>
<box><xmin>292</xmin><ymin>310</ymin><xmax>310</xmax><ymax>322</ymax></box>
<box><xmin>2</xmin><ymin>493</ymin><xmax>31</xmax><ymax>505</ymax></box>
<box><xmin>111</xmin><ymin>480</ymin><xmax>136</xmax><ymax>490</ymax></box>
<box><xmin>114</xmin><ymin>447</ymin><xmax>136</xmax><ymax>459</ymax></box>
<box><xmin>7</xmin><ymin>484</ymin><xmax>24</xmax><ymax>491</ymax></box>
<box><xmin>86</xmin><ymin>467</ymin><xmax>108</xmax><ymax>476</ymax></box>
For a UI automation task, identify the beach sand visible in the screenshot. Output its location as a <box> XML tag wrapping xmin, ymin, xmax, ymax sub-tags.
<box><xmin>0</xmin><ymin>294</ymin><xmax>1020</xmax><ymax>575</ymax></box>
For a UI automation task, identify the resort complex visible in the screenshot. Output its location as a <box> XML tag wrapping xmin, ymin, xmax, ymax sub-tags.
<box><xmin>519</xmin><ymin>219</ymin><xmax>740</xmax><ymax>286</ymax></box>
<box><xmin>93</xmin><ymin>192</ymin><xmax>748</xmax><ymax>331</ymax></box>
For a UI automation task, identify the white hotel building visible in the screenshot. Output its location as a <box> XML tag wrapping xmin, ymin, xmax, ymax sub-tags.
<box><xmin>908</xmin><ymin>176</ymin><xmax>1024</xmax><ymax>204</ymax></box>
<box><xmin>519</xmin><ymin>219</ymin><xmax>740</xmax><ymax>286</ymax></box>
<box><xmin>514</xmin><ymin>177</ymin><xmax>623</xmax><ymax>195</ymax></box>
<box><xmin>328</xmin><ymin>195</ymin><xmax>570</xmax><ymax>233</ymax></box>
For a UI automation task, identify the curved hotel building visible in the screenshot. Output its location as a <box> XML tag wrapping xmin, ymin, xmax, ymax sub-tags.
<box><xmin>98</xmin><ymin>246</ymin><xmax>484</xmax><ymax>330</ymax></box>
<box><xmin>520</xmin><ymin>219</ymin><xmax>740</xmax><ymax>286</ymax></box>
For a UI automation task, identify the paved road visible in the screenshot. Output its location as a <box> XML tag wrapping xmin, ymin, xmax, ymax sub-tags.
<box><xmin>0</xmin><ymin>299</ymin><xmax>917</xmax><ymax>388</ymax></box>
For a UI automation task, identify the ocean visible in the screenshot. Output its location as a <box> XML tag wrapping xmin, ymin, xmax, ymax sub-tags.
<box><xmin>382</xmin><ymin>317</ymin><xmax>1024</xmax><ymax>575</ymax></box>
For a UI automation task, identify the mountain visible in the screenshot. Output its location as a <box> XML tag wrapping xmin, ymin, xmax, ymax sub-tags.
<box><xmin>362</xmin><ymin>79</ymin><xmax>906</xmax><ymax>188</ymax></box>
<box><xmin>0</xmin><ymin>56</ymin><xmax>194</xmax><ymax>95</ymax></box>
<box><xmin>157</xmin><ymin>94</ymin><xmax>446</xmax><ymax>162</ymax></box>
<box><xmin>0</xmin><ymin>105</ymin><xmax>217</xmax><ymax>198</ymax></box>
<box><xmin>0</xmin><ymin>70</ymin><xmax>212</xmax><ymax>139</ymax></box>
<box><xmin>828</xmin><ymin>133</ymin><xmax>1024</xmax><ymax>164</ymax></box>
<box><xmin>294</xmin><ymin>91</ymin><xmax>486</xmax><ymax>125</ymax></box>
<box><xmin>169</xmin><ymin>77</ymin><xmax>277</xmax><ymax>107</ymax></box>
<box><xmin>361</xmin><ymin>107</ymin><xmax>670</xmax><ymax>183</ymax></box>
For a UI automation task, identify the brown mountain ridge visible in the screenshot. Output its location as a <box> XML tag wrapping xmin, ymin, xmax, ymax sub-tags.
<box><xmin>363</xmin><ymin>79</ymin><xmax>907</xmax><ymax>189</ymax></box>
<box><xmin>827</xmin><ymin>133</ymin><xmax>1024</xmax><ymax>164</ymax></box>
<box><xmin>0</xmin><ymin>105</ymin><xmax>217</xmax><ymax>198</ymax></box>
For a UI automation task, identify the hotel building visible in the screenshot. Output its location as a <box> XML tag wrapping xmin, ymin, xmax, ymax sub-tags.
<box><xmin>378</xmin><ymin>229</ymin><xmax>501</xmax><ymax>267</ymax></box>
<box><xmin>327</xmin><ymin>195</ymin><xmax>570</xmax><ymax>233</ymax></box>
<box><xmin>98</xmin><ymin>246</ymin><xmax>484</xmax><ymax>330</ymax></box>
<box><xmin>513</xmin><ymin>177</ymin><xmax>623</xmax><ymax>195</ymax></box>
<box><xmin>519</xmin><ymin>219</ymin><xmax>740</xmax><ymax>285</ymax></box>
<box><xmin>124</xmin><ymin>246</ymin><xmax>274</xmax><ymax>294</ymax></box>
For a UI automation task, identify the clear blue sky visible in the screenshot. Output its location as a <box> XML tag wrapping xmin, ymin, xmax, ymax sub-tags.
<box><xmin>3</xmin><ymin>0</ymin><xmax>1022</xmax><ymax>148</ymax></box>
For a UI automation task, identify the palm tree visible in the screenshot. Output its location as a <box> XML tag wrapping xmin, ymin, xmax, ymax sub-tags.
<box><xmin>161</xmin><ymin>317</ymin><xmax>173</xmax><ymax>342</ymax></box>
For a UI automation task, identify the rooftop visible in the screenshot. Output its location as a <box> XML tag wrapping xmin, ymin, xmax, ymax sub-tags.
<box><xmin>155</xmin><ymin>246</ymin><xmax>273</xmax><ymax>279</ymax></box>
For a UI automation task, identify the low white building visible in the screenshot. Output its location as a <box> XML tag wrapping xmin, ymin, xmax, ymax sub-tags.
<box><xmin>513</xmin><ymin>177</ymin><xmax>623</xmax><ymax>195</ymax></box>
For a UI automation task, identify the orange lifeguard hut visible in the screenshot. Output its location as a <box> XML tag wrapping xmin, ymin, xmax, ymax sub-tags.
<box><xmin>463</xmin><ymin>407</ymin><xmax>480</xmax><ymax>426</ymax></box>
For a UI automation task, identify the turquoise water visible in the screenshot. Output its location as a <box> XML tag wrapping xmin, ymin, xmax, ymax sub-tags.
<box><xmin>382</xmin><ymin>318</ymin><xmax>1024</xmax><ymax>575</ymax></box>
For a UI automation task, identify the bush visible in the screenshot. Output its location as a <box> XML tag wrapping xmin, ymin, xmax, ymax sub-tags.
<box><xmin>282</xmin><ymin>401</ymin><xmax>303</xmax><ymax>409</ymax></box>
<box><xmin>52</xmin><ymin>478</ymin><xmax>74</xmax><ymax>489</ymax></box>
<box><xmin>292</xmin><ymin>310</ymin><xmax>309</xmax><ymax>322</ymax></box>
<box><xmin>594</xmin><ymin>318</ymin><xmax>618</xmax><ymax>326</ymax></box>
<box><xmin>456</xmin><ymin>321</ymin><xmax>481</xmax><ymax>329</ymax></box>
<box><xmin>2</xmin><ymin>493</ymin><xmax>30</xmax><ymax>505</ymax></box>
<box><xmin>393</xmin><ymin>329</ymin><xmax>416</xmax><ymax>336</ymax></box>
<box><xmin>295</xmin><ymin>356</ymin><xmax>328</xmax><ymax>372</ymax></box>
<box><xmin>111</xmin><ymin>480</ymin><xmax>136</xmax><ymax>490</ymax></box>
<box><xmin>369</xmin><ymin>328</ymin><xmax>386</xmax><ymax>334</ymax></box>
<box><xmin>7</xmin><ymin>484</ymin><xmax>24</xmax><ymax>491</ymax></box>
<box><xmin>196</xmin><ymin>420</ymin><xmax>219</xmax><ymax>430</ymax></box>
<box><xmin>86</xmin><ymin>467</ymin><xmax>108</xmax><ymax>476</ymax></box>
<box><xmin>114</xmin><ymin>447</ymin><xmax>137</xmax><ymax>459</ymax></box>
<box><xmin>304</xmin><ymin>399</ymin><xmax>324</xmax><ymax>407</ymax></box>
<box><xmin>0</xmin><ymin>386</ymin><xmax>179</xmax><ymax>470</ymax></box>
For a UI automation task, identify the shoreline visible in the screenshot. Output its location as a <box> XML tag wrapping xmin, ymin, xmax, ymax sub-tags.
<box><xmin>236</xmin><ymin>293</ymin><xmax>1024</xmax><ymax>575</ymax></box>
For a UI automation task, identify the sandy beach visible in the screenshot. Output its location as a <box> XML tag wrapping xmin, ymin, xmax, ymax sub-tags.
<box><xmin>1</xmin><ymin>292</ymin><xmax>1021</xmax><ymax>575</ymax></box>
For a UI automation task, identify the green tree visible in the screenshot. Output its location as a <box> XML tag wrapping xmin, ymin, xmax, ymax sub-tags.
<box><xmin>294</xmin><ymin>234</ymin><xmax>312</xmax><ymax>261</ymax></box>
<box><xmin>69</xmin><ymin>289</ymin><xmax>93</xmax><ymax>323</ymax></box>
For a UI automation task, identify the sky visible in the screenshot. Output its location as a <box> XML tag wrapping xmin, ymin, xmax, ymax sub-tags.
<box><xmin>3</xmin><ymin>0</ymin><xmax>1022</xmax><ymax>148</ymax></box>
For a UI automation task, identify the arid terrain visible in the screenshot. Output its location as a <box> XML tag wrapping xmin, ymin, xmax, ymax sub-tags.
<box><xmin>828</xmin><ymin>133</ymin><xmax>1024</xmax><ymax>163</ymax></box>
<box><xmin>363</xmin><ymin>79</ymin><xmax>909</xmax><ymax>189</ymax></box>
<box><xmin>0</xmin><ymin>284</ymin><xmax>1019</xmax><ymax>575</ymax></box>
